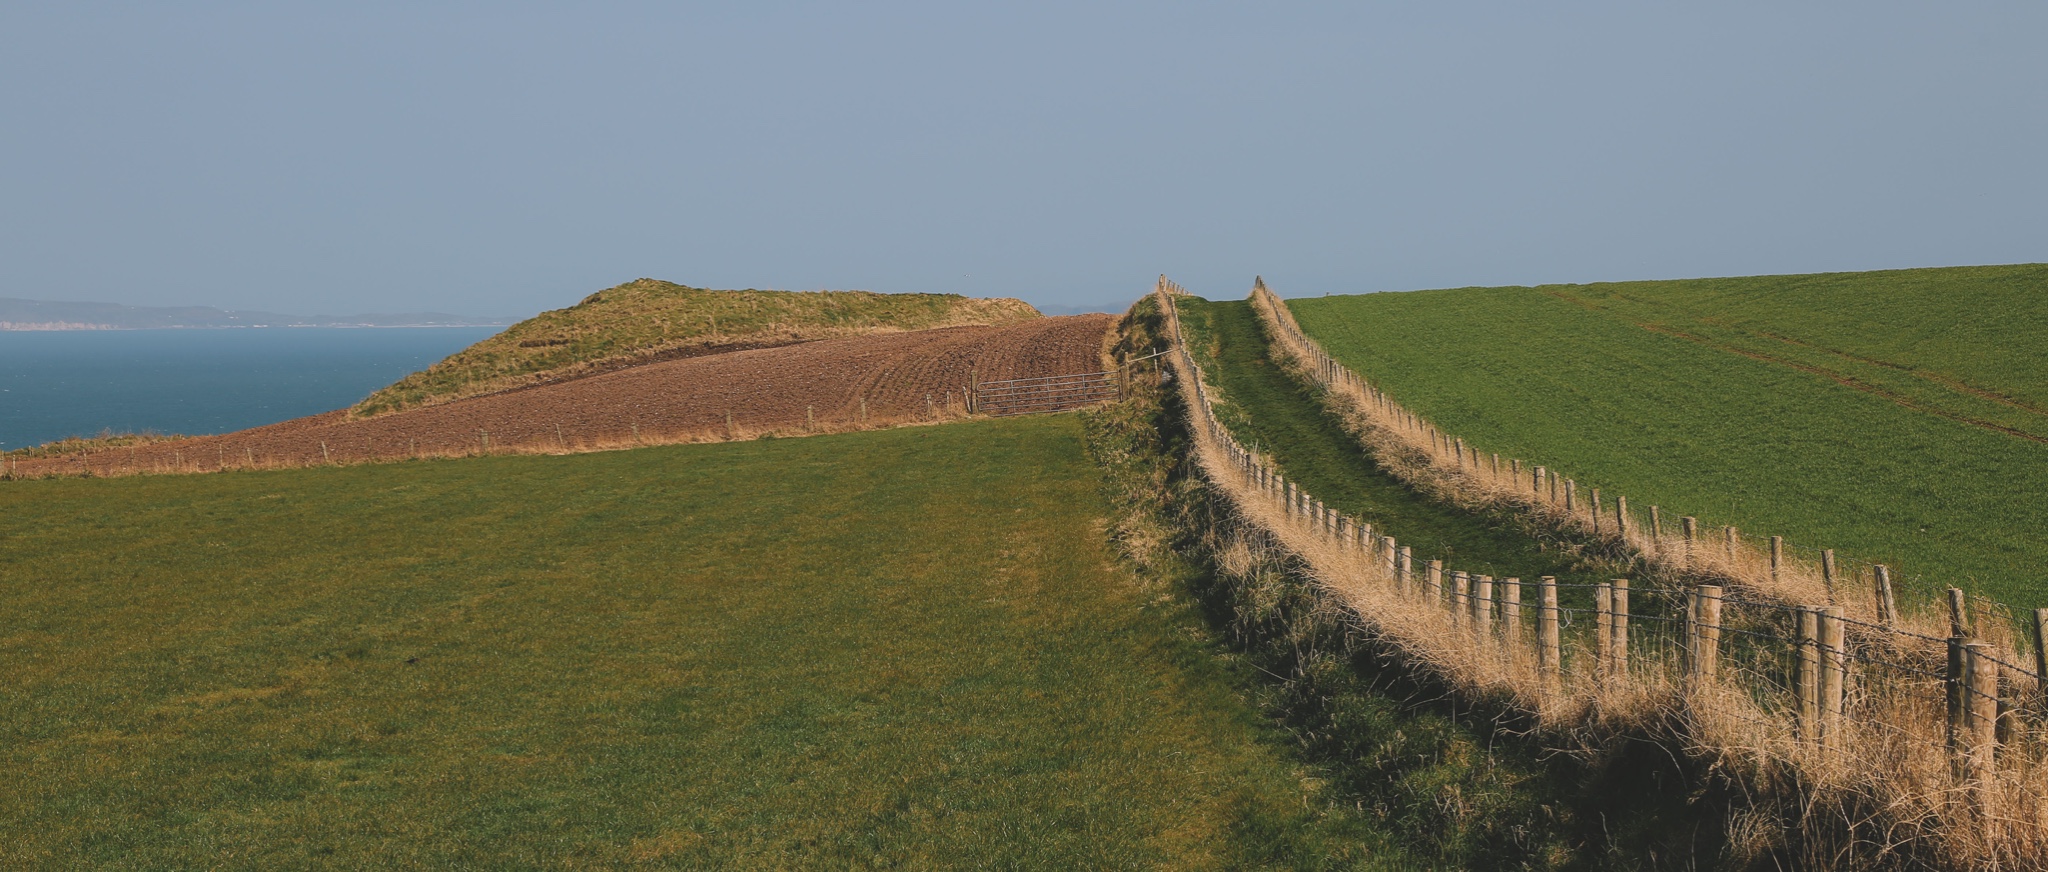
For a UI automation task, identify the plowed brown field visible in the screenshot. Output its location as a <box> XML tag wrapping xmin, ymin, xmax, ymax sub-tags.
<box><xmin>16</xmin><ymin>315</ymin><xmax>1114</xmax><ymax>476</ymax></box>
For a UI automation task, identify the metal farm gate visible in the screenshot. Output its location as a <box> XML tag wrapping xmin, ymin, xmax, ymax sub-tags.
<box><xmin>970</xmin><ymin>350</ymin><xmax>1165</xmax><ymax>417</ymax></box>
<box><xmin>973</xmin><ymin>371</ymin><xmax>1121</xmax><ymax>416</ymax></box>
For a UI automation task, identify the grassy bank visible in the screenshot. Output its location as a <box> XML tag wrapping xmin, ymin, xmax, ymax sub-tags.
<box><xmin>354</xmin><ymin>278</ymin><xmax>1039</xmax><ymax>415</ymax></box>
<box><xmin>0</xmin><ymin>417</ymin><xmax>1406</xmax><ymax>868</ymax></box>
<box><xmin>1289</xmin><ymin>267</ymin><xmax>2048</xmax><ymax>606</ymax></box>
<box><xmin>1099</xmin><ymin>298</ymin><xmax>1734</xmax><ymax>869</ymax></box>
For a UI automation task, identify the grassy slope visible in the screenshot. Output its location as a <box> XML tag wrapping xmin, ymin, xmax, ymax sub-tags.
<box><xmin>0</xmin><ymin>418</ymin><xmax>1409</xmax><ymax>869</ymax></box>
<box><xmin>1289</xmin><ymin>265</ymin><xmax>2048</xmax><ymax>606</ymax></box>
<box><xmin>353</xmin><ymin>279</ymin><xmax>1040</xmax><ymax>416</ymax></box>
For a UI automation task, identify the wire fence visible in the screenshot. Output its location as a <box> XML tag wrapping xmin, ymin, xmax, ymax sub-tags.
<box><xmin>1153</xmin><ymin>276</ymin><xmax>2048</xmax><ymax>859</ymax></box>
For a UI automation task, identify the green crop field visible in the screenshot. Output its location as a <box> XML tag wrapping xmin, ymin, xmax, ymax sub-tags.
<box><xmin>0</xmin><ymin>417</ymin><xmax>1410</xmax><ymax>869</ymax></box>
<box><xmin>354</xmin><ymin>278</ymin><xmax>1040</xmax><ymax>416</ymax></box>
<box><xmin>1286</xmin><ymin>264</ymin><xmax>2048</xmax><ymax>607</ymax></box>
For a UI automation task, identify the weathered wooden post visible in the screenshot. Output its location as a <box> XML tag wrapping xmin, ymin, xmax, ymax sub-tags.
<box><xmin>1822</xmin><ymin>549</ymin><xmax>1838</xmax><ymax>599</ymax></box>
<box><xmin>1615</xmin><ymin>496</ymin><xmax>1630</xmax><ymax>538</ymax></box>
<box><xmin>1681</xmin><ymin>517</ymin><xmax>1698</xmax><ymax>565</ymax></box>
<box><xmin>1287</xmin><ymin>482</ymin><xmax>1299</xmax><ymax>517</ymax></box>
<box><xmin>1503</xmin><ymin>578</ymin><xmax>1523</xmax><ymax>643</ymax></box>
<box><xmin>1539</xmin><ymin>577</ymin><xmax>1562</xmax><ymax>691</ymax></box>
<box><xmin>1798</xmin><ymin>608</ymin><xmax>1821</xmax><ymax>739</ymax></box>
<box><xmin>1948</xmin><ymin>587</ymin><xmax>1970</xmax><ymax>638</ymax></box>
<box><xmin>1650</xmin><ymin>505</ymin><xmax>1663</xmax><ymax>551</ymax></box>
<box><xmin>1453</xmin><ymin>437</ymin><xmax>1466</xmax><ymax>469</ymax></box>
<box><xmin>1397</xmin><ymin>547</ymin><xmax>1413</xmax><ymax>593</ymax></box>
<box><xmin>1475</xmin><ymin>575</ymin><xmax>1494</xmax><ymax>634</ymax></box>
<box><xmin>1533</xmin><ymin>465</ymin><xmax>1546</xmax><ymax>497</ymax></box>
<box><xmin>1820</xmin><ymin>606</ymin><xmax>1846</xmax><ymax>744</ymax></box>
<box><xmin>1451</xmin><ymin>571</ymin><xmax>1469</xmax><ymax>625</ymax></box>
<box><xmin>1565</xmin><ymin>479</ymin><xmax>1578</xmax><ymax>513</ymax></box>
<box><xmin>1874</xmin><ymin>565</ymin><xmax>1898</xmax><ymax>626</ymax></box>
<box><xmin>1427</xmin><ymin>560</ymin><xmax>1445</xmax><ymax>603</ymax></box>
<box><xmin>1691</xmin><ymin>584</ymin><xmax>1723</xmax><ymax>682</ymax></box>
<box><xmin>2034</xmin><ymin>609</ymin><xmax>2048</xmax><ymax>717</ymax></box>
<box><xmin>1724</xmin><ymin>526</ymin><xmax>1739</xmax><ymax>565</ymax></box>
<box><xmin>1595</xmin><ymin>583</ymin><xmax>1614</xmax><ymax>672</ymax></box>
<box><xmin>1949</xmin><ymin>641</ymin><xmax>2000</xmax><ymax>783</ymax></box>
<box><xmin>1612</xmin><ymin>579</ymin><xmax>1629</xmax><ymax>674</ymax></box>
<box><xmin>1770</xmin><ymin>536</ymin><xmax>1784</xmax><ymax>583</ymax></box>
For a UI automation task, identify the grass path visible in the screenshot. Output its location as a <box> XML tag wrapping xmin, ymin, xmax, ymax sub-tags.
<box><xmin>1179</xmin><ymin>298</ymin><xmax>1598</xmax><ymax>587</ymax></box>
<box><xmin>0</xmin><ymin>417</ymin><xmax>1411</xmax><ymax>869</ymax></box>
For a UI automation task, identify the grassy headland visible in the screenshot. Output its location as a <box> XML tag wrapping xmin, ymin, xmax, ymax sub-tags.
<box><xmin>0</xmin><ymin>416</ymin><xmax>1411</xmax><ymax>868</ymax></box>
<box><xmin>1288</xmin><ymin>264</ymin><xmax>2048</xmax><ymax>606</ymax></box>
<box><xmin>352</xmin><ymin>279</ymin><xmax>1039</xmax><ymax>416</ymax></box>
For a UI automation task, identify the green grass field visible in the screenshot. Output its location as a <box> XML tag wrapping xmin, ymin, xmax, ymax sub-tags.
<box><xmin>1287</xmin><ymin>265</ymin><xmax>2048</xmax><ymax>606</ymax></box>
<box><xmin>0</xmin><ymin>417</ymin><xmax>1410</xmax><ymax>869</ymax></box>
<box><xmin>355</xmin><ymin>279</ymin><xmax>1038</xmax><ymax>415</ymax></box>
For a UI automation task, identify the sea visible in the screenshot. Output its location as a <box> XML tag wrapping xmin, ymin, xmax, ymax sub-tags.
<box><xmin>0</xmin><ymin>327</ymin><xmax>500</xmax><ymax>452</ymax></box>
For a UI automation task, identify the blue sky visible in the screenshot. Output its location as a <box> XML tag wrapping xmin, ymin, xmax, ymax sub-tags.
<box><xmin>3</xmin><ymin>2</ymin><xmax>2043</xmax><ymax>317</ymax></box>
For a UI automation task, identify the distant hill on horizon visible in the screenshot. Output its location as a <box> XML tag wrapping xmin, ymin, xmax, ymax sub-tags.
<box><xmin>0</xmin><ymin>297</ymin><xmax>514</xmax><ymax>330</ymax></box>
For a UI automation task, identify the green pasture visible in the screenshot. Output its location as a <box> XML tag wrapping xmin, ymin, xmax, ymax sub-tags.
<box><xmin>1286</xmin><ymin>265</ymin><xmax>2048</xmax><ymax>607</ymax></box>
<box><xmin>0</xmin><ymin>417</ymin><xmax>1408</xmax><ymax>869</ymax></box>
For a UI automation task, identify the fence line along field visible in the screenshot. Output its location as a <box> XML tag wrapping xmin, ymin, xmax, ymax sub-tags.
<box><xmin>7</xmin><ymin>314</ymin><xmax>1114</xmax><ymax>477</ymax></box>
<box><xmin>1285</xmin><ymin>264</ymin><xmax>2048</xmax><ymax>607</ymax></box>
<box><xmin>1154</xmin><ymin>277</ymin><xmax>2048</xmax><ymax>868</ymax></box>
<box><xmin>0</xmin><ymin>416</ymin><xmax>1414</xmax><ymax>869</ymax></box>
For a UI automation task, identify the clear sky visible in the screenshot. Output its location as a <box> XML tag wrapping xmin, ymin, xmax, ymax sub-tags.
<box><xmin>3</xmin><ymin>3</ymin><xmax>2043</xmax><ymax>317</ymax></box>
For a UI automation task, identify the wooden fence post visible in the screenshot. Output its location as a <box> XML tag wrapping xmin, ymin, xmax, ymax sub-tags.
<box><xmin>1451</xmin><ymin>572</ymin><xmax>1469</xmax><ymax>625</ymax></box>
<box><xmin>1616</xmin><ymin>496</ymin><xmax>1630</xmax><ymax>538</ymax></box>
<box><xmin>1397</xmin><ymin>547</ymin><xmax>1413</xmax><ymax>592</ymax></box>
<box><xmin>1725</xmin><ymin>526</ymin><xmax>1739</xmax><ymax>564</ymax></box>
<box><xmin>1534</xmin><ymin>466</ymin><xmax>1545</xmax><ymax>497</ymax></box>
<box><xmin>1948</xmin><ymin>587</ymin><xmax>1970</xmax><ymax>638</ymax></box>
<box><xmin>1590</xmin><ymin>488</ymin><xmax>1602</xmax><ymax>535</ymax></box>
<box><xmin>1798</xmin><ymin>608</ymin><xmax>1821</xmax><ymax>740</ymax></box>
<box><xmin>1681</xmin><ymin>517</ymin><xmax>1698</xmax><ymax>564</ymax></box>
<box><xmin>1612</xmin><ymin>578</ymin><xmax>1629</xmax><ymax>674</ymax></box>
<box><xmin>1956</xmin><ymin>642</ymin><xmax>2000</xmax><ymax>784</ymax></box>
<box><xmin>1822</xmin><ymin>549</ymin><xmax>1838</xmax><ymax>598</ymax></box>
<box><xmin>1691</xmin><ymin>584</ymin><xmax>1723</xmax><ymax>682</ymax></box>
<box><xmin>1875</xmin><ymin>565</ymin><xmax>1898</xmax><ymax>626</ymax></box>
<box><xmin>1820</xmin><ymin>606</ymin><xmax>1846</xmax><ymax>745</ymax></box>
<box><xmin>1650</xmin><ymin>505</ymin><xmax>1663</xmax><ymax>549</ymax></box>
<box><xmin>1770</xmin><ymin>536</ymin><xmax>1784</xmax><ymax>583</ymax></box>
<box><xmin>1539</xmin><ymin>577</ymin><xmax>1561</xmax><ymax>691</ymax></box>
<box><xmin>1595</xmin><ymin>583</ymin><xmax>1614</xmax><ymax>672</ymax></box>
<box><xmin>2031</xmin><ymin>608</ymin><xmax>2048</xmax><ymax>718</ymax></box>
<box><xmin>1949</xmin><ymin>636</ymin><xmax>1969</xmax><ymax>755</ymax></box>
<box><xmin>1475</xmin><ymin>575</ymin><xmax>1494</xmax><ymax>634</ymax></box>
<box><xmin>1503</xmin><ymin>578</ymin><xmax>1523</xmax><ymax>642</ymax></box>
<box><xmin>1427</xmin><ymin>560</ymin><xmax>1445</xmax><ymax>603</ymax></box>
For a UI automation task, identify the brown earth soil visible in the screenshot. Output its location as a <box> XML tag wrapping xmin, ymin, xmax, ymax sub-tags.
<box><xmin>14</xmin><ymin>314</ymin><xmax>1114</xmax><ymax>477</ymax></box>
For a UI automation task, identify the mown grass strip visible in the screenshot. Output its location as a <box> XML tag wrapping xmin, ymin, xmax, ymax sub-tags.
<box><xmin>1178</xmin><ymin>298</ymin><xmax>1599</xmax><ymax>587</ymax></box>
<box><xmin>0</xmin><ymin>417</ymin><xmax>1409</xmax><ymax>869</ymax></box>
<box><xmin>1290</xmin><ymin>272</ymin><xmax>2048</xmax><ymax>607</ymax></box>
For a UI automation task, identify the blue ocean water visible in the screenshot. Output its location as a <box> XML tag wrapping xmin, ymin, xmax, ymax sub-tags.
<box><xmin>0</xmin><ymin>327</ymin><xmax>499</xmax><ymax>451</ymax></box>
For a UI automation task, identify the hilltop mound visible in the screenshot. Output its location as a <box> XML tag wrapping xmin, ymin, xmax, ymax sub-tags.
<box><xmin>353</xmin><ymin>279</ymin><xmax>1041</xmax><ymax>416</ymax></box>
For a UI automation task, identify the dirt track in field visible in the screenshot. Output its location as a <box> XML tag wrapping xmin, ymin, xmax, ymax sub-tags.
<box><xmin>16</xmin><ymin>315</ymin><xmax>1114</xmax><ymax>476</ymax></box>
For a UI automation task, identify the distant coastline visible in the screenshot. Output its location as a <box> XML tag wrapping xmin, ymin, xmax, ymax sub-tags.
<box><xmin>0</xmin><ymin>321</ymin><xmax>513</xmax><ymax>331</ymax></box>
<box><xmin>0</xmin><ymin>296</ymin><xmax>515</xmax><ymax>331</ymax></box>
